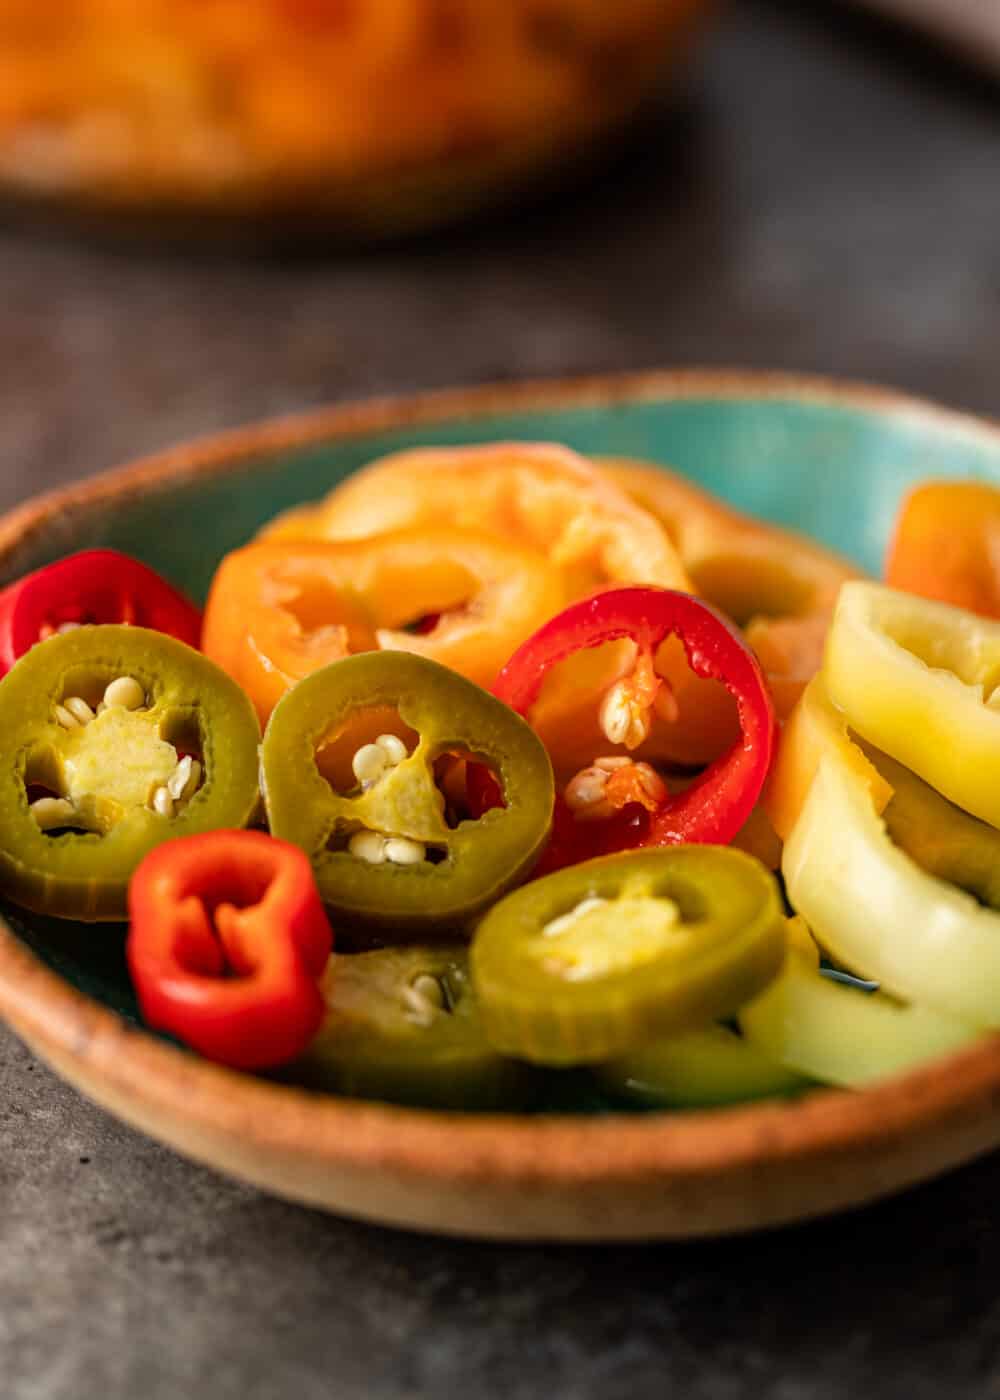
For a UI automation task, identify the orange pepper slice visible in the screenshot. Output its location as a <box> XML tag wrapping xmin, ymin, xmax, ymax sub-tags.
<box><xmin>263</xmin><ymin>443</ymin><xmax>744</xmax><ymax>770</ymax></box>
<box><xmin>885</xmin><ymin>480</ymin><xmax>1000</xmax><ymax>618</ymax></box>
<box><xmin>601</xmin><ymin>458</ymin><xmax>864</xmax><ymax>718</ymax></box>
<box><xmin>203</xmin><ymin>528</ymin><xmax>565</xmax><ymax>724</ymax></box>
<box><xmin>260</xmin><ymin>442</ymin><xmax>691</xmax><ymax>596</ymax></box>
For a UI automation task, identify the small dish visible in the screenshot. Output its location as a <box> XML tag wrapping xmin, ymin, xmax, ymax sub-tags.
<box><xmin>3</xmin><ymin>369</ymin><xmax>1000</xmax><ymax>1241</ymax></box>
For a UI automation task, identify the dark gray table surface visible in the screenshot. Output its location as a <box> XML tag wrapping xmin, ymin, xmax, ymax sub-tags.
<box><xmin>4</xmin><ymin>3</ymin><xmax>1000</xmax><ymax>1396</ymax></box>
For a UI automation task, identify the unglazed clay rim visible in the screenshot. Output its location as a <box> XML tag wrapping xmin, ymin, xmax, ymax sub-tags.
<box><xmin>3</xmin><ymin>368</ymin><xmax>1000</xmax><ymax>1193</ymax></box>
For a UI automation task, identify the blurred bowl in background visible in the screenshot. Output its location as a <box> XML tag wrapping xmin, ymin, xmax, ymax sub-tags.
<box><xmin>0</xmin><ymin>0</ymin><xmax>712</xmax><ymax>238</ymax></box>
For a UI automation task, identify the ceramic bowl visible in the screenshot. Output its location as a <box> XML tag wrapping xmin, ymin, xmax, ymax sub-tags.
<box><xmin>4</xmin><ymin>369</ymin><xmax>1000</xmax><ymax>1241</ymax></box>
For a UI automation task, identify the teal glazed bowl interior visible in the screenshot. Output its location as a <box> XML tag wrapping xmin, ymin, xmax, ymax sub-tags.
<box><xmin>5</xmin><ymin>369</ymin><xmax>1000</xmax><ymax>1241</ymax></box>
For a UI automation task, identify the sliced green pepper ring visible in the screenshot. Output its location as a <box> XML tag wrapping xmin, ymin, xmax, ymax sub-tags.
<box><xmin>0</xmin><ymin>624</ymin><xmax>260</xmax><ymax>920</ymax></box>
<box><xmin>594</xmin><ymin>1023</ymin><xmax>813</xmax><ymax>1109</ymax></box>
<box><xmin>261</xmin><ymin>652</ymin><xmax>554</xmax><ymax>930</ymax></box>
<box><xmin>471</xmin><ymin>846</ymin><xmax>786</xmax><ymax>1066</ymax></box>
<box><xmin>739</xmin><ymin>934</ymin><xmax>983</xmax><ymax>1087</ymax></box>
<box><xmin>283</xmin><ymin>947</ymin><xmax>529</xmax><ymax>1109</ymax></box>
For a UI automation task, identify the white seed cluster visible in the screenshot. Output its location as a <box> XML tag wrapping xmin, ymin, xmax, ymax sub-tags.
<box><xmin>351</xmin><ymin>732</ymin><xmax>408</xmax><ymax>790</ymax></box>
<box><xmin>346</xmin><ymin>830</ymin><xmax>427</xmax><ymax>866</ymax></box>
<box><xmin>564</xmin><ymin>756</ymin><xmax>667</xmax><ymax>821</ymax></box>
<box><xmin>400</xmin><ymin>973</ymin><xmax>446</xmax><ymax>1027</ymax></box>
<box><xmin>598</xmin><ymin>680</ymin><xmax>652</xmax><ymax>750</ymax></box>
<box><xmin>54</xmin><ymin>673</ymin><xmax>147</xmax><ymax>730</ymax></box>
<box><xmin>44</xmin><ymin>675</ymin><xmax>202</xmax><ymax>826</ymax></box>
<box><xmin>151</xmin><ymin>757</ymin><xmax>201</xmax><ymax>819</ymax></box>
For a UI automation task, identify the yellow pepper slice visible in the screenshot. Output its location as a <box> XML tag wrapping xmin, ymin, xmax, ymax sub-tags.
<box><xmin>824</xmin><ymin>582</ymin><xmax>1000</xmax><ymax>829</ymax></box>
<box><xmin>601</xmin><ymin>457</ymin><xmax>863</xmax><ymax>717</ymax></box>
<box><xmin>766</xmin><ymin>676</ymin><xmax>1000</xmax><ymax>1027</ymax></box>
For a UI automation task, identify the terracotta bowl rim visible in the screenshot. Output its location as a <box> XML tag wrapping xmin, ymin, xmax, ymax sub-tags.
<box><xmin>4</xmin><ymin>365</ymin><xmax>1000</xmax><ymax>1188</ymax></box>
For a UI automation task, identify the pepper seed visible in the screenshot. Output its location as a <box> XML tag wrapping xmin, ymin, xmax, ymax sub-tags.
<box><xmin>375</xmin><ymin>734</ymin><xmax>408</xmax><ymax>765</ymax></box>
<box><xmin>348</xmin><ymin>830</ymin><xmax>387</xmax><ymax>864</ymax></box>
<box><xmin>401</xmin><ymin>974</ymin><xmax>446</xmax><ymax>1027</ymax></box>
<box><xmin>598</xmin><ymin>681</ymin><xmax>651</xmax><ymax>750</ymax></box>
<box><xmin>54</xmin><ymin>704</ymin><xmax>81</xmax><ymax>730</ymax></box>
<box><xmin>384</xmin><ymin>836</ymin><xmax>426</xmax><ymax>866</ymax></box>
<box><xmin>564</xmin><ymin>766</ymin><xmax>610</xmax><ymax>813</ymax></box>
<box><xmin>103</xmin><ymin>676</ymin><xmax>145</xmax><ymax>711</ymax></box>
<box><xmin>351</xmin><ymin>743</ymin><xmax>389</xmax><ymax>789</ymax></box>
<box><xmin>167</xmin><ymin>755</ymin><xmax>194</xmax><ymax>801</ymax></box>
<box><xmin>151</xmin><ymin>786</ymin><xmax>174</xmax><ymax>819</ymax></box>
<box><xmin>63</xmin><ymin>696</ymin><xmax>95</xmax><ymax>726</ymax></box>
<box><xmin>30</xmin><ymin>796</ymin><xmax>76</xmax><ymax>831</ymax></box>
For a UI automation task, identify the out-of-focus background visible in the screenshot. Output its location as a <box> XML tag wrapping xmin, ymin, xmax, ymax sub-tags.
<box><xmin>2</xmin><ymin>0</ymin><xmax>999</xmax><ymax>516</ymax></box>
<box><xmin>5</xmin><ymin>3</ymin><xmax>1000</xmax><ymax>1397</ymax></box>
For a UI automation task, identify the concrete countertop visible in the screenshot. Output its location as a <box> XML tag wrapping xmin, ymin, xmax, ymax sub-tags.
<box><xmin>4</xmin><ymin>3</ymin><xmax>1000</xmax><ymax>1395</ymax></box>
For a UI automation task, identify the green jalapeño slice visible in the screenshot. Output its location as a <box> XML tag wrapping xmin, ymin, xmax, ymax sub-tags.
<box><xmin>471</xmin><ymin>846</ymin><xmax>785</xmax><ymax>1066</ymax></box>
<box><xmin>0</xmin><ymin>624</ymin><xmax>260</xmax><ymax>920</ymax></box>
<box><xmin>261</xmin><ymin>652</ymin><xmax>554</xmax><ymax>931</ymax></box>
<box><xmin>286</xmin><ymin>947</ymin><xmax>528</xmax><ymax>1109</ymax></box>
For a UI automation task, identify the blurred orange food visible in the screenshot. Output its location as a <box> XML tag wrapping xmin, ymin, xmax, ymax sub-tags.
<box><xmin>0</xmin><ymin>0</ymin><xmax>711</xmax><ymax>227</ymax></box>
<box><xmin>885</xmin><ymin>480</ymin><xmax>1000</xmax><ymax>619</ymax></box>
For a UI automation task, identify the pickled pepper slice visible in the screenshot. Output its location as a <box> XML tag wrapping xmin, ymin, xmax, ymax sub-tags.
<box><xmin>260</xmin><ymin>652</ymin><xmax>554</xmax><ymax>930</ymax></box>
<box><xmin>0</xmin><ymin>549</ymin><xmax>202</xmax><ymax>677</ymax></box>
<box><xmin>128</xmin><ymin>831</ymin><xmax>332</xmax><ymax>1070</ymax></box>
<box><xmin>595</xmin><ymin>1023</ymin><xmax>812</xmax><ymax>1109</ymax></box>
<box><xmin>471</xmin><ymin>846</ymin><xmax>785</xmax><ymax>1066</ymax></box>
<box><xmin>260</xmin><ymin>442</ymin><xmax>690</xmax><ymax>596</ymax></box>
<box><xmin>493</xmin><ymin>587</ymin><xmax>777</xmax><ymax>872</ymax></box>
<box><xmin>601</xmin><ymin>457</ymin><xmax>862</xmax><ymax>719</ymax></box>
<box><xmin>885</xmin><ymin>481</ymin><xmax>1000</xmax><ymax>617</ymax></box>
<box><xmin>202</xmin><ymin>530</ymin><xmax>565</xmax><ymax>724</ymax></box>
<box><xmin>286</xmin><ymin>946</ymin><xmax>526</xmax><ymax>1109</ymax></box>
<box><xmin>0</xmin><ymin>625</ymin><xmax>260</xmax><ymax>920</ymax></box>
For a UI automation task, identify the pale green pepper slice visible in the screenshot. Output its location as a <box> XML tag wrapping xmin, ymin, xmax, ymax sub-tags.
<box><xmin>595</xmin><ymin>1023</ymin><xmax>813</xmax><ymax>1109</ymax></box>
<box><xmin>740</xmin><ymin>919</ymin><xmax>983</xmax><ymax>1086</ymax></box>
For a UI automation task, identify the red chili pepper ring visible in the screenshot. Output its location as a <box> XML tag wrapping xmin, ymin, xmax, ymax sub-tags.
<box><xmin>493</xmin><ymin>587</ymin><xmax>778</xmax><ymax>870</ymax></box>
<box><xmin>0</xmin><ymin>549</ymin><xmax>201</xmax><ymax>677</ymax></box>
<box><xmin>127</xmin><ymin>830</ymin><xmax>333</xmax><ymax>1069</ymax></box>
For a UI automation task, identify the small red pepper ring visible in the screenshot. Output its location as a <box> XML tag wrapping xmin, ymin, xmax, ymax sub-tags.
<box><xmin>493</xmin><ymin>587</ymin><xmax>778</xmax><ymax>869</ymax></box>
<box><xmin>0</xmin><ymin>549</ymin><xmax>202</xmax><ymax>676</ymax></box>
<box><xmin>127</xmin><ymin>830</ymin><xmax>332</xmax><ymax>1070</ymax></box>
